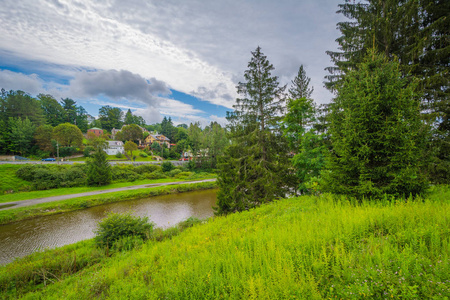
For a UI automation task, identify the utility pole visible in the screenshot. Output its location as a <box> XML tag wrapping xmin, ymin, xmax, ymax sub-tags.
<box><xmin>57</xmin><ymin>142</ymin><xmax>60</xmax><ymax>164</ymax></box>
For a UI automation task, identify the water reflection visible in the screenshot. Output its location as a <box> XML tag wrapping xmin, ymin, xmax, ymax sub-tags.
<box><xmin>0</xmin><ymin>189</ymin><xmax>217</xmax><ymax>265</ymax></box>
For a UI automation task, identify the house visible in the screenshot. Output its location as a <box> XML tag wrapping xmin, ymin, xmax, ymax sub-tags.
<box><xmin>144</xmin><ymin>133</ymin><xmax>171</xmax><ymax>149</ymax></box>
<box><xmin>87</xmin><ymin>127</ymin><xmax>103</xmax><ymax>137</ymax></box>
<box><xmin>105</xmin><ymin>141</ymin><xmax>124</xmax><ymax>155</ymax></box>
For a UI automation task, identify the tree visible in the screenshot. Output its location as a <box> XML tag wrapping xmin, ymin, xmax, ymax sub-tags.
<box><xmin>38</xmin><ymin>94</ymin><xmax>66</xmax><ymax>126</ymax></box>
<box><xmin>61</xmin><ymin>98</ymin><xmax>78</xmax><ymax>124</ymax></box>
<box><xmin>52</xmin><ymin>123</ymin><xmax>83</xmax><ymax>147</ymax></box>
<box><xmin>326</xmin><ymin>0</ymin><xmax>449</xmax><ymax>181</ymax></box>
<box><xmin>120</xmin><ymin>124</ymin><xmax>143</xmax><ymax>143</ymax></box>
<box><xmin>34</xmin><ymin>124</ymin><xmax>54</xmax><ymax>153</ymax></box>
<box><xmin>288</xmin><ymin>65</ymin><xmax>314</xmax><ymax>100</ymax></box>
<box><xmin>8</xmin><ymin>117</ymin><xmax>36</xmax><ymax>155</ymax></box>
<box><xmin>86</xmin><ymin>148</ymin><xmax>112</xmax><ymax>186</ymax></box>
<box><xmin>216</xmin><ymin>46</ymin><xmax>294</xmax><ymax>215</ymax></box>
<box><xmin>98</xmin><ymin>106</ymin><xmax>123</xmax><ymax>132</ymax></box>
<box><xmin>188</xmin><ymin>122</ymin><xmax>203</xmax><ymax>160</ymax></box>
<box><xmin>161</xmin><ymin>116</ymin><xmax>177</xmax><ymax>141</ymax></box>
<box><xmin>1</xmin><ymin>90</ymin><xmax>45</xmax><ymax>126</ymax></box>
<box><xmin>124</xmin><ymin>141</ymin><xmax>138</xmax><ymax>157</ymax></box>
<box><xmin>203</xmin><ymin>122</ymin><xmax>228</xmax><ymax>169</ymax></box>
<box><xmin>283</xmin><ymin>98</ymin><xmax>326</xmax><ymax>194</ymax></box>
<box><xmin>150</xmin><ymin>141</ymin><xmax>161</xmax><ymax>153</ymax></box>
<box><xmin>324</xmin><ymin>51</ymin><xmax>428</xmax><ymax>199</ymax></box>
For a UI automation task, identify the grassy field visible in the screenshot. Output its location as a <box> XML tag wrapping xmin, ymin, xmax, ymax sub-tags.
<box><xmin>1</xmin><ymin>186</ymin><xmax>448</xmax><ymax>299</ymax></box>
<box><xmin>0</xmin><ymin>181</ymin><xmax>217</xmax><ymax>225</ymax></box>
<box><xmin>0</xmin><ymin>165</ymin><xmax>32</xmax><ymax>194</ymax></box>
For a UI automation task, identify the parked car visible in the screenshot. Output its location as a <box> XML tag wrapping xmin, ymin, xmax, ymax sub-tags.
<box><xmin>41</xmin><ymin>158</ymin><xmax>56</xmax><ymax>161</ymax></box>
<box><xmin>179</xmin><ymin>157</ymin><xmax>190</xmax><ymax>161</ymax></box>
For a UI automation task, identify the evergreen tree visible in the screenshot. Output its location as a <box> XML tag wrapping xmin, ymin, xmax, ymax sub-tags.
<box><xmin>8</xmin><ymin>117</ymin><xmax>36</xmax><ymax>155</ymax></box>
<box><xmin>288</xmin><ymin>65</ymin><xmax>314</xmax><ymax>100</ymax></box>
<box><xmin>325</xmin><ymin>51</ymin><xmax>428</xmax><ymax>199</ymax></box>
<box><xmin>38</xmin><ymin>94</ymin><xmax>66</xmax><ymax>127</ymax></box>
<box><xmin>216</xmin><ymin>46</ymin><xmax>294</xmax><ymax>215</ymax></box>
<box><xmin>86</xmin><ymin>148</ymin><xmax>112</xmax><ymax>186</ymax></box>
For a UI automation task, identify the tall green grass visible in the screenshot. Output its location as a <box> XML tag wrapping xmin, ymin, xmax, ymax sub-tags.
<box><xmin>1</xmin><ymin>186</ymin><xmax>449</xmax><ymax>299</ymax></box>
<box><xmin>0</xmin><ymin>165</ymin><xmax>31</xmax><ymax>193</ymax></box>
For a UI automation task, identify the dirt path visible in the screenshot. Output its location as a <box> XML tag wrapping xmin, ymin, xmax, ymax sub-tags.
<box><xmin>0</xmin><ymin>179</ymin><xmax>217</xmax><ymax>211</ymax></box>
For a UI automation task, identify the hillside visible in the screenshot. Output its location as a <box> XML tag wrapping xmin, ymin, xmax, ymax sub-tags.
<box><xmin>1</xmin><ymin>186</ymin><xmax>449</xmax><ymax>299</ymax></box>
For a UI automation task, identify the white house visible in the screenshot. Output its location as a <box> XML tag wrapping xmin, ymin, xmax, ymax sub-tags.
<box><xmin>105</xmin><ymin>141</ymin><xmax>124</xmax><ymax>155</ymax></box>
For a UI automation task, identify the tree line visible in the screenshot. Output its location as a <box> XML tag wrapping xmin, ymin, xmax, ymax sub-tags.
<box><xmin>0</xmin><ymin>90</ymin><xmax>228</xmax><ymax>165</ymax></box>
<box><xmin>216</xmin><ymin>0</ymin><xmax>449</xmax><ymax>213</ymax></box>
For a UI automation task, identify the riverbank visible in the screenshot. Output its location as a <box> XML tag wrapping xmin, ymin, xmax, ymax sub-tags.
<box><xmin>1</xmin><ymin>185</ymin><xmax>449</xmax><ymax>299</ymax></box>
<box><xmin>0</xmin><ymin>181</ymin><xmax>217</xmax><ymax>225</ymax></box>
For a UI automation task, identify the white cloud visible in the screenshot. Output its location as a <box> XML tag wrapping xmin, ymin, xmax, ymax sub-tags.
<box><xmin>0</xmin><ymin>0</ymin><xmax>344</xmax><ymax>111</ymax></box>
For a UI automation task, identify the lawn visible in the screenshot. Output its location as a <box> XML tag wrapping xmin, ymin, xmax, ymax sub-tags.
<box><xmin>0</xmin><ymin>164</ymin><xmax>32</xmax><ymax>193</ymax></box>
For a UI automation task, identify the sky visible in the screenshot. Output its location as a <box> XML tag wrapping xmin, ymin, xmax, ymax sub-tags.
<box><xmin>0</xmin><ymin>0</ymin><xmax>344</xmax><ymax>127</ymax></box>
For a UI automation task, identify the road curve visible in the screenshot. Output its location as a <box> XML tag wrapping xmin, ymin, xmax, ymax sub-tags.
<box><xmin>0</xmin><ymin>179</ymin><xmax>217</xmax><ymax>211</ymax></box>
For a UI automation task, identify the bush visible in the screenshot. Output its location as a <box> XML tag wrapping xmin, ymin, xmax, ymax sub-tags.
<box><xmin>115</xmin><ymin>152</ymin><xmax>123</xmax><ymax>158</ymax></box>
<box><xmin>167</xmin><ymin>169</ymin><xmax>182</xmax><ymax>177</ymax></box>
<box><xmin>175</xmin><ymin>171</ymin><xmax>193</xmax><ymax>179</ymax></box>
<box><xmin>135</xmin><ymin>164</ymin><xmax>161</xmax><ymax>174</ymax></box>
<box><xmin>94</xmin><ymin>213</ymin><xmax>154</xmax><ymax>248</ymax></box>
<box><xmin>145</xmin><ymin>171</ymin><xmax>167</xmax><ymax>180</ymax></box>
<box><xmin>139</xmin><ymin>152</ymin><xmax>148</xmax><ymax>158</ymax></box>
<box><xmin>161</xmin><ymin>161</ymin><xmax>175</xmax><ymax>172</ymax></box>
<box><xmin>83</xmin><ymin>146</ymin><xmax>94</xmax><ymax>158</ymax></box>
<box><xmin>111</xmin><ymin>164</ymin><xmax>142</xmax><ymax>182</ymax></box>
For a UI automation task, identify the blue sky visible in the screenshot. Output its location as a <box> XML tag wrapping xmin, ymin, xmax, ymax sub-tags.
<box><xmin>0</xmin><ymin>0</ymin><xmax>344</xmax><ymax>126</ymax></box>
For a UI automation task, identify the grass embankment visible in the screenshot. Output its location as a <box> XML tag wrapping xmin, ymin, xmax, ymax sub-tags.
<box><xmin>0</xmin><ymin>173</ymin><xmax>216</xmax><ymax>203</ymax></box>
<box><xmin>0</xmin><ymin>181</ymin><xmax>217</xmax><ymax>225</ymax></box>
<box><xmin>0</xmin><ymin>165</ymin><xmax>31</xmax><ymax>193</ymax></box>
<box><xmin>1</xmin><ymin>186</ymin><xmax>449</xmax><ymax>299</ymax></box>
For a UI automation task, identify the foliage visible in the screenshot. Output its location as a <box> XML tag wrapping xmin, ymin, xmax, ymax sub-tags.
<box><xmin>119</xmin><ymin>124</ymin><xmax>143</xmax><ymax>143</ymax></box>
<box><xmin>38</xmin><ymin>94</ymin><xmax>66</xmax><ymax>127</ymax></box>
<box><xmin>98</xmin><ymin>105</ymin><xmax>123</xmax><ymax>132</ymax></box>
<box><xmin>34</xmin><ymin>124</ymin><xmax>54</xmax><ymax>153</ymax></box>
<box><xmin>216</xmin><ymin>46</ymin><xmax>295</xmax><ymax>214</ymax></box>
<box><xmin>284</xmin><ymin>97</ymin><xmax>326</xmax><ymax>194</ymax></box>
<box><xmin>326</xmin><ymin>0</ymin><xmax>450</xmax><ymax>182</ymax></box>
<box><xmin>52</xmin><ymin>123</ymin><xmax>83</xmax><ymax>147</ymax></box>
<box><xmin>161</xmin><ymin>161</ymin><xmax>175</xmax><ymax>172</ymax></box>
<box><xmin>123</xmin><ymin>109</ymin><xmax>145</xmax><ymax>126</ymax></box>
<box><xmin>3</xmin><ymin>186</ymin><xmax>449</xmax><ymax>299</ymax></box>
<box><xmin>139</xmin><ymin>151</ymin><xmax>148</xmax><ymax>157</ymax></box>
<box><xmin>86</xmin><ymin>148</ymin><xmax>112</xmax><ymax>186</ymax></box>
<box><xmin>325</xmin><ymin>51</ymin><xmax>428</xmax><ymax>199</ymax></box>
<box><xmin>124</xmin><ymin>141</ymin><xmax>138</xmax><ymax>157</ymax></box>
<box><xmin>115</xmin><ymin>152</ymin><xmax>123</xmax><ymax>158</ymax></box>
<box><xmin>94</xmin><ymin>212</ymin><xmax>154</xmax><ymax>248</ymax></box>
<box><xmin>8</xmin><ymin>117</ymin><xmax>36</xmax><ymax>155</ymax></box>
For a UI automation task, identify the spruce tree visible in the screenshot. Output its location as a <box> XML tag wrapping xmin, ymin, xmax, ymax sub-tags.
<box><xmin>288</xmin><ymin>65</ymin><xmax>314</xmax><ymax>100</ymax></box>
<box><xmin>216</xmin><ymin>46</ymin><xmax>294</xmax><ymax>215</ymax></box>
<box><xmin>86</xmin><ymin>148</ymin><xmax>112</xmax><ymax>186</ymax></box>
<box><xmin>325</xmin><ymin>51</ymin><xmax>428</xmax><ymax>199</ymax></box>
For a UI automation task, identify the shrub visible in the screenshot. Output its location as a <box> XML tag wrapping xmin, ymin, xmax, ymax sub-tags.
<box><xmin>139</xmin><ymin>152</ymin><xmax>148</xmax><ymax>158</ymax></box>
<box><xmin>167</xmin><ymin>169</ymin><xmax>182</xmax><ymax>177</ymax></box>
<box><xmin>115</xmin><ymin>152</ymin><xmax>123</xmax><ymax>158</ymax></box>
<box><xmin>111</xmin><ymin>165</ymin><xmax>142</xmax><ymax>182</ymax></box>
<box><xmin>175</xmin><ymin>171</ymin><xmax>193</xmax><ymax>179</ymax></box>
<box><xmin>161</xmin><ymin>161</ymin><xmax>175</xmax><ymax>172</ymax></box>
<box><xmin>145</xmin><ymin>171</ymin><xmax>167</xmax><ymax>180</ymax></box>
<box><xmin>135</xmin><ymin>164</ymin><xmax>161</xmax><ymax>174</ymax></box>
<box><xmin>16</xmin><ymin>165</ymin><xmax>37</xmax><ymax>181</ymax></box>
<box><xmin>94</xmin><ymin>213</ymin><xmax>154</xmax><ymax>248</ymax></box>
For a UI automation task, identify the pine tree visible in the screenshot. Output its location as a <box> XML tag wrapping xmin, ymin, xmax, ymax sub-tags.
<box><xmin>86</xmin><ymin>148</ymin><xmax>112</xmax><ymax>186</ymax></box>
<box><xmin>216</xmin><ymin>46</ymin><xmax>295</xmax><ymax>215</ymax></box>
<box><xmin>288</xmin><ymin>65</ymin><xmax>314</xmax><ymax>100</ymax></box>
<box><xmin>325</xmin><ymin>50</ymin><xmax>428</xmax><ymax>199</ymax></box>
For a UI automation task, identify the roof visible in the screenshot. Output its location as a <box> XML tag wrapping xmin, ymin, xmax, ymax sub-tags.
<box><xmin>107</xmin><ymin>141</ymin><xmax>123</xmax><ymax>146</ymax></box>
<box><xmin>88</xmin><ymin>127</ymin><xmax>103</xmax><ymax>131</ymax></box>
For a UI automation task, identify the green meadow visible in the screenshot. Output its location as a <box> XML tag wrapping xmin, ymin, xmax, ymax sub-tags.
<box><xmin>1</xmin><ymin>186</ymin><xmax>448</xmax><ymax>299</ymax></box>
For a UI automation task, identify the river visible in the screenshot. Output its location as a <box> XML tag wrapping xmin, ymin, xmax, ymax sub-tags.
<box><xmin>0</xmin><ymin>189</ymin><xmax>217</xmax><ymax>265</ymax></box>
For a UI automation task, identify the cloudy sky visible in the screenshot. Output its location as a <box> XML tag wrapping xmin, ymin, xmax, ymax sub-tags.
<box><xmin>0</xmin><ymin>0</ymin><xmax>344</xmax><ymax>126</ymax></box>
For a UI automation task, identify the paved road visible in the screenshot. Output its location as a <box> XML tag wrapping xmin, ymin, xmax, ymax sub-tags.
<box><xmin>0</xmin><ymin>179</ymin><xmax>217</xmax><ymax>211</ymax></box>
<box><xmin>0</xmin><ymin>160</ymin><xmax>187</xmax><ymax>166</ymax></box>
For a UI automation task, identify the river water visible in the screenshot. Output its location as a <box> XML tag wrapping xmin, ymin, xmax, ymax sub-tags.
<box><xmin>0</xmin><ymin>189</ymin><xmax>217</xmax><ymax>265</ymax></box>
